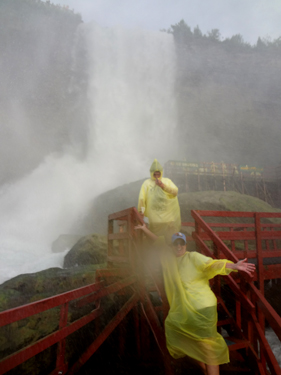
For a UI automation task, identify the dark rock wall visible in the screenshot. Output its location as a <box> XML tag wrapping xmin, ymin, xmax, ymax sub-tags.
<box><xmin>0</xmin><ymin>0</ymin><xmax>87</xmax><ymax>184</ymax></box>
<box><xmin>174</xmin><ymin>38</ymin><xmax>281</xmax><ymax>166</ymax></box>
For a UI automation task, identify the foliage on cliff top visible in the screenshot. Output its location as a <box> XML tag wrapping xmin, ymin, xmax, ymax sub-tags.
<box><xmin>165</xmin><ymin>19</ymin><xmax>281</xmax><ymax>51</ymax></box>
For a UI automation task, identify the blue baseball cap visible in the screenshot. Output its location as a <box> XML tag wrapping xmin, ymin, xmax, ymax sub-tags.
<box><xmin>171</xmin><ymin>232</ymin><xmax>186</xmax><ymax>244</ymax></box>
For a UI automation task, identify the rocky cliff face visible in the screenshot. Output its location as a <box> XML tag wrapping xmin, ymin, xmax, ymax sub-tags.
<box><xmin>174</xmin><ymin>37</ymin><xmax>281</xmax><ymax>166</ymax></box>
<box><xmin>79</xmin><ymin>181</ymin><xmax>281</xmax><ymax>234</ymax></box>
<box><xmin>0</xmin><ymin>0</ymin><xmax>87</xmax><ymax>184</ymax></box>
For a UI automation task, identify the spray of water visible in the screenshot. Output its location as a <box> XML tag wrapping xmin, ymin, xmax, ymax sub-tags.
<box><xmin>0</xmin><ymin>23</ymin><xmax>177</xmax><ymax>284</ymax></box>
<box><xmin>84</xmin><ymin>22</ymin><xmax>177</xmax><ymax>172</ymax></box>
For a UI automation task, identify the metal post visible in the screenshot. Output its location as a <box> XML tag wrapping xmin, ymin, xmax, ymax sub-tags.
<box><xmin>54</xmin><ymin>302</ymin><xmax>69</xmax><ymax>374</ymax></box>
<box><xmin>254</xmin><ymin>213</ymin><xmax>266</xmax><ymax>367</ymax></box>
<box><xmin>255</xmin><ymin>213</ymin><xmax>264</xmax><ymax>296</ymax></box>
<box><xmin>133</xmin><ymin>304</ymin><xmax>141</xmax><ymax>357</ymax></box>
<box><xmin>108</xmin><ymin>219</ymin><xmax>114</xmax><ymax>258</ymax></box>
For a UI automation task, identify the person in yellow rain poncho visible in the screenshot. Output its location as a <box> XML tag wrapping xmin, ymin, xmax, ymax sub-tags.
<box><xmin>138</xmin><ymin>159</ymin><xmax>181</xmax><ymax>236</ymax></box>
<box><xmin>134</xmin><ymin>224</ymin><xmax>255</xmax><ymax>375</ymax></box>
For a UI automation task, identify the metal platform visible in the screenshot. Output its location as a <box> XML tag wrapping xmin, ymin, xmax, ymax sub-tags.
<box><xmin>0</xmin><ymin>208</ymin><xmax>281</xmax><ymax>374</ymax></box>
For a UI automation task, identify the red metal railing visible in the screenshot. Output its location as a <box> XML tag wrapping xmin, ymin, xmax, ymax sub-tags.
<box><xmin>0</xmin><ymin>275</ymin><xmax>138</xmax><ymax>375</ymax></box>
<box><xmin>1</xmin><ymin>208</ymin><xmax>281</xmax><ymax>374</ymax></box>
<box><xmin>0</xmin><ymin>208</ymin><xmax>143</xmax><ymax>375</ymax></box>
<box><xmin>191</xmin><ymin>210</ymin><xmax>281</xmax><ymax>375</ymax></box>
<box><xmin>0</xmin><ymin>207</ymin><xmax>172</xmax><ymax>375</ymax></box>
<box><xmin>107</xmin><ymin>207</ymin><xmax>172</xmax><ymax>372</ymax></box>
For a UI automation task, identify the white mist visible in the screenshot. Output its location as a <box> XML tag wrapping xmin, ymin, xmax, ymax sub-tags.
<box><xmin>0</xmin><ymin>23</ymin><xmax>177</xmax><ymax>284</ymax></box>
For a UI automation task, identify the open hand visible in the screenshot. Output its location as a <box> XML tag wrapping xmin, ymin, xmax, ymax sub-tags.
<box><xmin>236</xmin><ymin>258</ymin><xmax>256</xmax><ymax>277</ymax></box>
<box><xmin>134</xmin><ymin>224</ymin><xmax>146</xmax><ymax>231</ymax></box>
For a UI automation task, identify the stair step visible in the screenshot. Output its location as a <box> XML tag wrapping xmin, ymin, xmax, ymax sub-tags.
<box><xmin>224</xmin><ymin>336</ymin><xmax>250</xmax><ymax>351</ymax></box>
<box><xmin>218</xmin><ymin>318</ymin><xmax>233</xmax><ymax>326</ymax></box>
<box><xmin>220</xmin><ymin>363</ymin><xmax>252</xmax><ymax>373</ymax></box>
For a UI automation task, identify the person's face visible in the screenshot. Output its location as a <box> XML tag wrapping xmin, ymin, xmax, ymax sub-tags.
<box><xmin>172</xmin><ymin>239</ymin><xmax>187</xmax><ymax>257</ymax></box>
<box><xmin>153</xmin><ymin>171</ymin><xmax>161</xmax><ymax>179</ymax></box>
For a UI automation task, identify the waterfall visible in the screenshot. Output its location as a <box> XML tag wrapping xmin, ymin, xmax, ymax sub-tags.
<box><xmin>84</xmin><ymin>23</ymin><xmax>177</xmax><ymax>179</ymax></box>
<box><xmin>0</xmin><ymin>24</ymin><xmax>177</xmax><ymax>284</ymax></box>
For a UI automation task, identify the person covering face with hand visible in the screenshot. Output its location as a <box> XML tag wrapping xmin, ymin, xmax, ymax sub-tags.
<box><xmin>138</xmin><ymin>159</ymin><xmax>181</xmax><ymax>236</ymax></box>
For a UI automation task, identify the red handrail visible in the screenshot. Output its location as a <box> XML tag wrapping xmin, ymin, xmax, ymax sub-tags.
<box><xmin>0</xmin><ymin>272</ymin><xmax>138</xmax><ymax>374</ymax></box>
<box><xmin>1</xmin><ymin>208</ymin><xmax>281</xmax><ymax>375</ymax></box>
<box><xmin>191</xmin><ymin>209</ymin><xmax>281</xmax><ymax>375</ymax></box>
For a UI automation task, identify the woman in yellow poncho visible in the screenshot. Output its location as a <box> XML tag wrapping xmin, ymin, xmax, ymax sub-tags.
<box><xmin>135</xmin><ymin>224</ymin><xmax>255</xmax><ymax>375</ymax></box>
<box><xmin>138</xmin><ymin>159</ymin><xmax>181</xmax><ymax>236</ymax></box>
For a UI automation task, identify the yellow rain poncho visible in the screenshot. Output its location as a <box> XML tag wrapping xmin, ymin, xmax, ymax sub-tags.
<box><xmin>159</xmin><ymin>241</ymin><xmax>235</xmax><ymax>365</ymax></box>
<box><xmin>138</xmin><ymin>159</ymin><xmax>181</xmax><ymax>236</ymax></box>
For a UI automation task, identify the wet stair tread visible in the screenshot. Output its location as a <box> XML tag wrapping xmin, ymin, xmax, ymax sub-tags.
<box><xmin>220</xmin><ymin>363</ymin><xmax>253</xmax><ymax>373</ymax></box>
<box><xmin>217</xmin><ymin>318</ymin><xmax>233</xmax><ymax>326</ymax></box>
<box><xmin>224</xmin><ymin>336</ymin><xmax>250</xmax><ymax>350</ymax></box>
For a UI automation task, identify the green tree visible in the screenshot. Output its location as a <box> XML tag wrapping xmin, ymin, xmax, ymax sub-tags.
<box><xmin>256</xmin><ymin>37</ymin><xmax>266</xmax><ymax>49</ymax></box>
<box><xmin>207</xmin><ymin>29</ymin><xmax>221</xmax><ymax>41</ymax></box>
<box><xmin>193</xmin><ymin>25</ymin><xmax>203</xmax><ymax>38</ymax></box>
<box><xmin>272</xmin><ymin>36</ymin><xmax>281</xmax><ymax>48</ymax></box>
<box><xmin>170</xmin><ymin>19</ymin><xmax>193</xmax><ymax>44</ymax></box>
<box><xmin>223</xmin><ymin>34</ymin><xmax>251</xmax><ymax>50</ymax></box>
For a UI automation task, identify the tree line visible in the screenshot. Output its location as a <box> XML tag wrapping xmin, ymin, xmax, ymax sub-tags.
<box><xmin>163</xmin><ymin>19</ymin><xmax>281</xmax><ymax>53</ymax></box>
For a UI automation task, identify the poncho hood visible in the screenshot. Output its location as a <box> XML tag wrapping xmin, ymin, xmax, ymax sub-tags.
<box><xmin>150</xmin><ymin>159</ymin><xmax>163</xmax><ymax>180</ymax></box>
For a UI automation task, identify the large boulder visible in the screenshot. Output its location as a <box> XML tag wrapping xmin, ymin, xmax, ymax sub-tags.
<box><xmin>0</xmin><ymin>232</ymin><xmax>108</xmax><ymax>371</ymax></box>
<box><xmin>0</xmin><ymin>264</ymin><xmax>108</xmax><ymax>373</ymax></box>
<box><xmin>0</xmin><ymin>265</ymin><xmax>102</xmax><ymax>312</ymax></box>
<box><xmin>0</xmin><ymin>233</ymin><xmax>108</xmax><ymax>313</ymax></box>
<box><xmin>179</xmin><ymin>190</ymin><xmax>281</xmax><ymax>222</ymax></box>
<box><xmin>51</xmin><ymin>234</ymin><xmax>82</xmax><ymax>253</ymax></box>
<box><xmin>77</xmin><ymin>178</ymin><xmax>146</xmax><ymax>234</ymax></box>
<box><xmin>79</xmin><ymin>185</ymin><xmax>281</xmax><ymax>234</ymax></box>
<box><xmin>63</xmin><ymin>233</ymin><xmax>107</xmax><ymax>268</ymax></box>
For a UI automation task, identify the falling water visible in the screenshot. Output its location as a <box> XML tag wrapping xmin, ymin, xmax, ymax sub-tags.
<box><xmin>84</xmin><ymin>22</ymin><xmax>177</xmax><ymax>172</ymax></box>
<box><xmin>1</xmin><ymin>21</ymin><xmax>280</xmax><ymax>368</ymax></box>
<box><xmin>0</xmin><ymin>23</ymin><xmax>177</xmax><ymax>284</ymax></box>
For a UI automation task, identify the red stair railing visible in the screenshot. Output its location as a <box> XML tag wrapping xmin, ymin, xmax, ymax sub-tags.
<box><xmin>0</xmin><ymin>274</ymin><xmax>138</xmax><ymax>375</ymax></box>
<box><xmin>1</xmin><ymin>208</ymin><xmax>281</xmax><ymax>374</ymax></box>
<box><xmin>0</xmin><ymin>207</ymin><xmax>172</xmax><ymax>375</ymax></box>
<box><xmin>190</xmin><ymin>210</ymin><xmax>281</xmax><ymax>375</ymax></box>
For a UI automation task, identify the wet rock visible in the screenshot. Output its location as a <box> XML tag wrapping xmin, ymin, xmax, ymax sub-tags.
<box><xmin>63</xmin><ymin>233</ymin><xmax>107</xmax><ymax>268</ymax></box>
<box><xmin>0</xmin><ymin>262</ymin><xmax>108</xmax><ymax>374</ymax></box>
<box><xmin>0</xmin><ymin>265</ymin><xmax>102</xmax><ymax>312</ymax></box>
<box><xmin>77</xmin><ymin>178</ymin><xmax>146</xmax><ymax>234</ymax></box>
<box><xmin>179</xmin><ymin>190</ymin><xmax>281</xmax><ymax>222</ymax></box>
<box><xmin>51</xmin><ymin>234</ymin><xmax>82</xmax><ymax>253</ymax></box>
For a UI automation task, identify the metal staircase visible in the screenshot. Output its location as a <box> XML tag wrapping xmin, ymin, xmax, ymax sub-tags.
<box><xmin>0</xmin><ymin>208</ymin><xmax>281</xmax><ymax>374</ymax></box>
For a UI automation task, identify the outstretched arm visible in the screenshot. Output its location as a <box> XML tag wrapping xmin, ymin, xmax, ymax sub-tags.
<box><xmin>134</xmin><ymin>223</ymin><xmax>158</xmax><ymax>242</ymax></box>
<box><xmin>226</xmin><ymin>258</ymin><xmax>255</xmax><ymax>277</ymax></box>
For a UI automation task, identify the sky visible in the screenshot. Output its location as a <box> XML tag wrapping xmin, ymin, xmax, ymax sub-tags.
<box><xmin>51</xmin><ymin>0</ymin><xmax>281</xmax><ymax>45</ymax></box>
